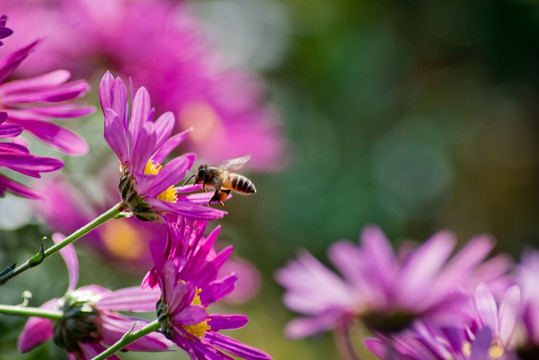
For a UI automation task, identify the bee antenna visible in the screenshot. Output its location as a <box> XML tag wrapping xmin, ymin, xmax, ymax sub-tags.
<box><xmin>181</xmin><ymin>174</ymin><xmax>195</xmax><ymax>187</ymax></box>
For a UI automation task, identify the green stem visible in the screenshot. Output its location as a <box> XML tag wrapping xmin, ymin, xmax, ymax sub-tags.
<box><xmin>91</xmin><ymin>319</ymin><xmax>161</xmax><ymax>360</ymax></box>
<box><xmin>0</xmin><ymin>304</ymin><xmax>63</xmax><ymax>320</ymax></box>
<box><xmin>0</xmin><ymin>202</ymin><xmax>125</xmax><ymax>286</ymax></box>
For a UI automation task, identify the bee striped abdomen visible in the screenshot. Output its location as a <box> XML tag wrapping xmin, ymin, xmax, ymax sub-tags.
<box><xmin>229</xmin><ymin>175</ymin><xmax>256</xmax><ymax>194</ymax></box>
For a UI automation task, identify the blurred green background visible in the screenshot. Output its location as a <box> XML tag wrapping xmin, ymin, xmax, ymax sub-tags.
<box><xmin>1</xmin><ymin>0</ymin><xmax>539</xmax><ymax>359</ymax></box>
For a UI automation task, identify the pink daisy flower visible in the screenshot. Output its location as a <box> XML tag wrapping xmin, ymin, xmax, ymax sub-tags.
<box><xmin>465</xmin><ymin>283</ymin><xmax>521</xmax><ymax>360</ymax></box>
<box><xmin>276</xmin><ymin>226</ymin><xmax>512</xmax><ymax>339</ymax></box>
<box><xmin>100</xmin><ymin>72</ymin><xmax>225</xmax><ymax>221</ymax></box>
<box><xmin>18</xmin><ymin>233</ymin><xmax>172</xmax><ymax>359</ymax></box>
<box><xmin>146</xmin><ymin>217</ymin><xmax>272</xmax><ymax>359</ymax></box>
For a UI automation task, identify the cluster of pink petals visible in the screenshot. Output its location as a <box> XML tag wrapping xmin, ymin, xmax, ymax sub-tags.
<box><xmin>0</xmin><ymin>39</ymin><xmax>93</xmax><ymax>155</ymax></box>
<box><xmin>4</xmin><ymin>0</ymin><xmax>285</xmax><ymax>170</ymax></box>
<box><xmin>363</xmin><ymin>283</ymin><xmax>522</xmax><ymax>360</ymax></box>
<box><xmin>146</xmin><ymin>217</ymin><xmax>272</xmax><ymax>360</ymax></box>
<box><xmin>0</xmin><ymin>14</ymin><xmax>92</xmax><ymax>197</ymax></box>
<box><xmin>0</xmin><ymin>112</ymin><xmax>63</xmax><ymax>198</ymax></box>
<box><xmin>18</xmin><ymin>234</ymin><xmax>172</xmax><ymax>359</ymax></box>
<box><xmin>276</xmin><ymin>226</ymin><xmax>512</xmax><ymax>340</ymax></box>
<box><xmin>100</xmin><ymin>72</ymin><xmax>225</xmax><ymax>221</ymax></box>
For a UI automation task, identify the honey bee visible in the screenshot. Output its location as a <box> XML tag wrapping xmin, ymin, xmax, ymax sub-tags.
<box><xmin>191</xmin><ymin>156</ymin><xmax>256</xmax><ymax>205</ymax></box>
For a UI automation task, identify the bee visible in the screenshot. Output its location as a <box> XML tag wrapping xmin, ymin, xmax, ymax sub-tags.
<box><xmin>190</xmin><ymin>156</ymin><xmax>256</xmax><ymax>205</ymax></box>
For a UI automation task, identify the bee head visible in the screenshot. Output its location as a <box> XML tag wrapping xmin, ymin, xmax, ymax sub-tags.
<box><xmin>194</xmin><ymin>165</ymin><xmax>207</xmax><ymax>184</ymax></box>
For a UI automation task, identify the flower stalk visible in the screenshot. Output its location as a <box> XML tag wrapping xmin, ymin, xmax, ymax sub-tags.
<box><xmin>91</xmin><ymin>319</ymin><xmax>161</xmax><ymax>360</ymax></box>
<box><xmin>0</xmin><ymin>304</ymin><xmax>63</xmax><ymax>321</ymax></box>
<box><xmin>0</xmin><ymin>202</ymin><xmax>124</xmax><ymax>286</ymax></box>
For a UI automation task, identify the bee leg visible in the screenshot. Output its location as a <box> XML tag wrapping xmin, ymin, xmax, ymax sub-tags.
<box><xmin>218</xmin><ymin>189</ymin><xmax>231</xmax><ymax>206</ymax></box>
<box><xmin>209</xmin><ymin>189</ymin><xmax>220</xmax><ymax>205</ymax></box>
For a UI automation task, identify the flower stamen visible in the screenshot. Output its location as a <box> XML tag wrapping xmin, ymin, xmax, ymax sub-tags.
<box><xmin>157</xmin><ymin>186</ymin><xmax>178</xmax><ymax>203</ymax></box>
<box><xmin>144</xmin><ymin>160</ymin><xmax>163</xmax><ymax>175</ymax></box>
<box><xmin>180</xmin><ymin>288</ymin><xmax>211</xmax><ymax>340</ymax></box>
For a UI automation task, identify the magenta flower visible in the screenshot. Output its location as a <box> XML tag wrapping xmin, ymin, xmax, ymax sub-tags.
<box><xmin>4</xmin><ymin>0</ymin><xmax>286</xmax><ymax>170</ymax></box>
<box><xmin>146</xmin><ymin>218</ymin><xmax>272</xmax><ymax>359</ymax></box>
<box><xmin>276</xmin><ymin>226</ymin><xmax>512</xmax><ymax>339</ymax></box>
<box><xmin>364</xmin><ymin>281</ymin><xmax>521</xmax><ymax>360</ymax></box>
<box><xmin>0</xmin><ymin>112</ymin><xmax>63</xmax><ymax>198</ymax></box>
<box><xmin>18</xmin><ymin>234</ymin><xmax>172</xmax><ymax>359</ymax></box>
<box><xmin>0</xmin><ymin>39</ymin><xmax>93</xmax><ymax>155</ymax></box>
<box><xmin>100</xmin><ymin>72</ymin><xmax>225</xmax><ymax>221</ymax></box>
<box><xmin>466</xmin><ymin>283</ymin><xmax>521</xmax><ymax>360</ymax></box>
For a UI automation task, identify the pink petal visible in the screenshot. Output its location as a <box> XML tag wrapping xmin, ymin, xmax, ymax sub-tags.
<box><xmin>128</xmin><ymin>87</ymin><xmax>152</xmax><ymax>156</ymax></box>
<box><xmin>208</xmin><ymin>314</ymin><xmax>248</xmax><ymax>331</ymax></box>
<box><xmin>360</xmin><ymin>226</ymin><xmax>399</xmax><ymax>291</ymax></box>
<box><xmin>0</xmin><ymin>173</ymin><xmax>40</xmax><ymax>198</ymax></box>
<box><xmin>0</xmin><ymin>70</ymin><xmax>70</xmax><ymax>93</ymax></box>
<box><xmin>399</xmin><ymin>231</ymin><xmax>456</xmax><ymax>298</ymax></box>
<box><xmin>18</xmin><ymin>299</ymin><xmax>58</xmax><ymax>352</ymax></box>
<box><xmin>204</xmin><ymin>332</ymin><xmax>272</xmax><ymax>360</ymax></box>
<box><xmin>0</xmin><ymin>40</ymin><xmax>39</xmax><ymax>83</ymax></box>
<box><xmin>9</xmin><ymin>119</ymin><xmax>88</xmax><ymax>155</ymax></box>
<box><xmin>152</xmin><ymin>111</ymin><xmax>175</xmax><ymax>150</ymax></box>
<box><xmin>0</xmin><ymin>122</ymin><xmax>23</xmax><ymax>137</ymax></box>
<box><xmin>475</xmin><ymin>282</ymin><xmax>499</xmax><ymax>335</ymax></box>
<box><xmin>97</xmin><ymin>287</ymin><xmax>161</xmax><ymax>312</ymax></box>
<box><xmin>498</xmin><ymin>285</ymin><xmax>521</xmax><ymax>344</ymax></box>
<box><xmin>437</xmin><ymin>235</ymin><xmax>495</xmax><ymax>285</ymax></box>
<box><xmin>98</xmin><ymin>71</ymin><xmax>115</xmax><ymax>111</ymax></box>
<box><xmin>104</xmin><ymin>108</ymin><xmax>128</xmax><ymax>163</ymax></box>
<box><xmin>52</xmin><ymin>233</ymin><xmax>78</xmax><ymax>292</ymax></box>
<box><xmin>172</xmin><ymin>305</ymin><xmax>208</xmax><ymax>326</ymax></box>
<box><xmin>199</xmin><ymin>274</ymin><xmax>237</xmax><ymax>305</ymax></box>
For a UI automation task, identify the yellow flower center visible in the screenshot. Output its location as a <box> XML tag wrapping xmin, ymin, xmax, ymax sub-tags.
<box><xmin>144</xmin><ymin>160</ymin><xmax>162</xmax><ymax>175</ymax></box>
<box><xmin>157</xmin><ymin>186</ymin><xmax>178</xmax><ymax>203</ymax></box>
<box><xmin>180</xmin><ymin>288</ymin><xmax>211</xmax><ymax>339</ymax></box>
<box><xmin>462</xmin><ymin>337</ymin><xmax>505</xmax><ymax>359</ymax></box>
<box><xmin>488</xmin><ymin>338</ymin><xmax>504</xmax><ymax>358</ymax></box>
<box><xmin>144</xmin><ymin>160</ymin><xmax>178</xmax><ymax>203</ymax></box>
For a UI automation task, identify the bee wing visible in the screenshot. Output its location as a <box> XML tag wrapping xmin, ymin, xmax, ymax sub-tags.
<box><xmin>220</xmin><ymin>155</ymin><xmax>251</xmax><ymax>171</ymax></box>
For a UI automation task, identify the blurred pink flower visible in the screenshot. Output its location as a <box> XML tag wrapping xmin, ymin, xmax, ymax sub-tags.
<box><xmin>4</xmin><ymin>0</ymin><xmax>286</xmax><ymax>170</ymax></box>
<box><xmin>465</xmin><ymin>283</ymin><xmax>521</xmax><ymax>360</ymax></box>
<box><xmin>18</xmin><ymin>234</ymin><xmax>172</xmax><ymax>359</ymax></box>
<box><xmin>276</xmin><ymin>226</ymin><xmax>513</xmax><ymax>339</ymax></box>
<box><xmin>363</xmin><ymin>324</ymin><xmax>494</xmax><ymax>360</ymax></box>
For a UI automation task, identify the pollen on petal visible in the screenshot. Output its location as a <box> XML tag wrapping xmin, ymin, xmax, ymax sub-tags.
<box><xmin>157</xmin><ymin>186</ymin><xmax>178</xmax><ymax>203</ymax></box>
<box><xmin>144</xmin><ymin>160</ymin><xmax>163</xmax><ymax>175</ymax></box>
